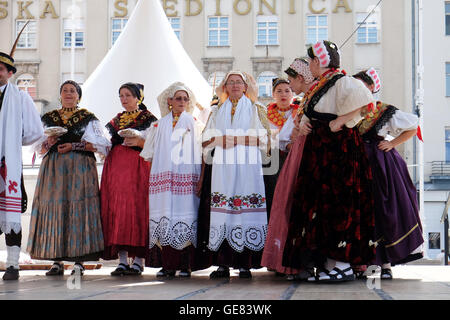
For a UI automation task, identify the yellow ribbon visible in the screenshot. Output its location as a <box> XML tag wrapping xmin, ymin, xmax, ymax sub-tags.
<box><xmin>0</xmin><ymin>56</ymin><xmax>14</xmax><ymax>68</ymax></box>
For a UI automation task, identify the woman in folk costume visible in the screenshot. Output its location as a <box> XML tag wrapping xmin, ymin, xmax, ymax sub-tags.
<box><xmin>101</xmin><ymin>83</ymin><xmax>157</xmax><ymax>276</ymax></box>
<box><xmin>197</xmin><ymin>71</ymin><xmax>270</xmax><ymax>279</ymax></box>
<box><xmin>140</xmin><ymin>82</ymin><xmax>203</xmax><ymax>278</ymax></box>
<box><xmin>0</xmin><ymin>49</ymin><xmax>44</xmax><ymax>281</ymax></box>
<box><xmin>351</xmin><ymin>68</ymin><xmax>424</xmax><ymax>280</ymax></box>
<box><xmin>27</xmin><ymin>80</ymin><xmax>110</xmax><ymax>276</ymax></box>
<box><xmin>261</xmin><ymin>58</ymin><xmax>317</xmax><ymax>280</ymax></box>
<box><xmin>262</xmin><ymin>78</ymin><xmax>297</xmax><ymax>219</ymax></box>
<box><xmin>282</xmin><ymin>41</ymin><xmax>377</xmax><ymax>283</ymax></box>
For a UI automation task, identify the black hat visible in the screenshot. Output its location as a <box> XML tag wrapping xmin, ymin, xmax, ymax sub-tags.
<box><xmin>0</xmin><ymin>52</ymin><xmax>17</xmax><ymax>74</ymax></box>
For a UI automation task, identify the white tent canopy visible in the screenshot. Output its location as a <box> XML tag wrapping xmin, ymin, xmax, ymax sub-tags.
<box><xmin>22</xmin><ymin>0</ymin><xmax>212</xmax><ymax>166</ymax></box>
<box><xmin>79</xmin><ymin>0</ymin><xmax>212</xmax><ymax>123</ymax></box>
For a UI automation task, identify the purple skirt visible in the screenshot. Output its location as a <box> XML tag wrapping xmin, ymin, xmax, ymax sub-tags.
<box><xmin>364</xmin><ymin>137</ymin><xmax>424</xmax><ymax>265</ymax></box>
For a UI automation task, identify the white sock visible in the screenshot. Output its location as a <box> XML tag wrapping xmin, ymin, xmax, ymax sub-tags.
<box><xmin>132</xmin><ymin>257</ymin><xmax>143</xmax><ymax>270</ymax></box>
<box><xmin>330</xmin><ymin>261</ymin><xmax>353</xmax><ymax>275</ymax></box>
<box><xmin>6</xmin><ymin>246</ymin><xmax>20</xmax><ymax>269</ymax></box>
<box><xmin>382</xmin><ymin>263</ymin><xmax>391</xmax><ymax>269</ymax></box>
<box><xmin>118</xmin><ymin>250</ymin><xmax>128</xmax><ymax>267</ymax></box>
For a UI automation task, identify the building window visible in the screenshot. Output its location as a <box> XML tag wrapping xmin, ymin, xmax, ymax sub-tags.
<box><xmin>256</xmin><ymin>16</ymin><xmax>278</xmax><ymax>46</ymax></box>
<box><xmin>16</xmin><ymin>20</ymin><xmax>37</xmax><ymax>49</ymax></box>
<box><xmin>446</xmin><ymin>2</ymin><xmax>450</xmax><ymax>35</ymax></box>
<box><xmin>63</xmin><ymin>18</ymin><xmax>85</xmax><ymax>48</ymax></box>
<box><xmin>306</xmin><ymin>15</ymin><xmax>328</xmax><ymax>45</ymax></box>
<box><xmin>208</xmin><ymin>16</ymin><xmax>229</xmax><ymax>46</ymax></box>
<box><xmin>356</xmin><ymin>12</ymin><xmax>379</xmax><ymax>43</ymax></box>
<box><xmin>446</xmin><ymin>128</ymin><xmax>450</xmax><ymax>161</ymax></box>
<box><xmin>112</xmin><ymin>18</ymin><xmax>128</xmax><ymax>45</ymax></box>
<box><xmin>429</xmin><ymin>232</ymin><xmax>441</xmax><ymax>249</ymax></box>
<box><xmin>446</xmin><ymin>63</ymin><xmax>450</xmax><ymax>97</ymax></box>
<box><xmin>62</xmin><ymin>73</ymin><xmax>85</xmax><ymax>85</ymax></box>
<box><xmin>168</xmin><ymin>17</ymin><xmax>181</xmax><ymax>40</ymax></box>
<box><xmin>257</xmin><ymin>71</ymin><xmax>277</xmax><ymax>98</ymax></box>
<box><xmin>16</xmin><ymin>74</ymin><xmax>37</xmax><ymax>99</ymax></box>
<box><xmin>207</xmin><ymin>71</ymin><xmax>226</xmax><ymax>88</ymax></box>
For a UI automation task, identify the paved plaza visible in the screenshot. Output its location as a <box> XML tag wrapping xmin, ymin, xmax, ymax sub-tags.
<box><xmin>1</xmin><ymin>265</ymin><xmax>449</xmax><ymax>301</ymax></box>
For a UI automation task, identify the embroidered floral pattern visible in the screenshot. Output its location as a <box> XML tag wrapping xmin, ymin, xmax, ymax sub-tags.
<box><xmin>211</xmin><ymin>192</ymin><xmax>266</xmax><ymax>210</ymax></box>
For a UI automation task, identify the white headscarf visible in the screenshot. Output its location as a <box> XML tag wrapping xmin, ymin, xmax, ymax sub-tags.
<box><xmin>157</xmin><ymin>82</ymin><xmax>199</xmax><ymax>118</ymax></box>
<box><xmin>215</xmin><ymin>71</ymin><xmax>258</xmax><ymax>104</ymax></box>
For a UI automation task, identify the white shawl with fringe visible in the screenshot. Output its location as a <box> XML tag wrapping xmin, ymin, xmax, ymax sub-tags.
<box><xmin>141</xmin><ymin>111</ymin><xmax>202</xmax><ymax>250</ymax></box>
<box><xmin>204</xmin><ymin>95</ymin><xmax>268</xmax><ymax>252</ymax></box>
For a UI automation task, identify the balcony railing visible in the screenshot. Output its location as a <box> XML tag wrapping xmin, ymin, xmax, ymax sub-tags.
<box><xmin>431</xmin><ymin>161</ymin><xmax>450</xmax><ymax>176</ymax></box>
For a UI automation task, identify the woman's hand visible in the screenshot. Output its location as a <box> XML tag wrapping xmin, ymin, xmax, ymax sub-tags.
<box><xmin>123</xmin><ymin>136</ymin><xmax>145</xmax><ymax>148</ymax></box>
<box><xmin>299</xmin><ymin>121</ymin><xmax>312</xmax><ymax>136</ymax></box>
<box><xmin>210</xmin><ymin>136</ymin><xmax>234</xmax><ymax>149</ymax></box>
<box><xmin>224</xmin><ymin>136</ymin><xmax>236</xmax><ymax>149</ymax></box>
<box><xmin>378</xmin><ymin>140</ymin><xmax>395</xmax><ymax>152</ymax></box>
<box><xmin>84</xmin><ymin>142</ymin><xmax>97</xmax><ymax>153</ymax></box>
<box><xmin>57</xmin><ymin>143</ymin><xmax>72</xmax><ymax>154</ymax></box>
<box><xmin>40</xmin><ymin>136</ymin><xmax>58</xmax><ymax>154</ymax></box>
<box><xmin>329</xmin><ymin>117</ymin><xmax>345</xmax><ymax>132</ymax></box>
<box><xmin>47</xmin><ymin>136</ymin><xmax>58</xmax><ymax>147</ymax></box>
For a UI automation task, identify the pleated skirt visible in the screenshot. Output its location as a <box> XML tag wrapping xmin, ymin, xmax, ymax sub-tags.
<box><xmin>27</xmin><ymin>151</ymin><xmax>104</xmax><ymax>261</ymax></box>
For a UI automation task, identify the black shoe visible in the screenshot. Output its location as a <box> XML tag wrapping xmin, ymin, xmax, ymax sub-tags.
<box><xmin>381</xmin><ymin>268</ymin><xmax>393</xmax><ymax>280</ymax></box>
<box><xmin>111</xmin><ymin>263</ymin><xmax>130</xmax><ymax>276</ymax></box>
<box><xmin>156</xmin><ymin>268</ymin><xmax>176</xmax><ymax>278</ymax></box>
<box><xmin>179</xmin><ymin>269</ymin><xmax>191</xmax><ymax>278</ymax></box>
<box><xmin>210</xmin><ymin>267</ymin><xmax>230</xmax><ymax>279</ymax></box>
<box><xmin>46</xmin><ymin>263</ymin><xmax>64</xmax><ymax>276</ymax></box>
<box><xmin>70</xmin><ymin>263</ymin><xmax>85</xmax><ymax>276</ymax></box>
<box><xmin>325</xmin><ymin>267</ymin><xmax>355</xmax><ymax>283</ymax></box>
<box><xmin>124</xmin><ymin>263</ymin><xmax>143</xmax><ymax>275</ymax></box>
<box><xmin>3</xmin><ymin>266</ymin><xmax>19</xmax><ymax>281</ymax></box>
<box><xmin>239</xmin><ymin>269</ymin><xmax>252</xmax><ymax>279</ymax></box>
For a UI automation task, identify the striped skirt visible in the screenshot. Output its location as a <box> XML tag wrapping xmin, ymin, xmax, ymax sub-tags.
<box><xmin>27</xmin><ymin>151</ymin><xmax>104</xmax><ymax>261</ymax></box>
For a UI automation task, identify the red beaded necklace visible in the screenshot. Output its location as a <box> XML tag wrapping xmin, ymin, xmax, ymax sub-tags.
<box><xmin>267</xmin><ymin>103</ymin><xmax>299</xmax><ymax>128</ymax></box>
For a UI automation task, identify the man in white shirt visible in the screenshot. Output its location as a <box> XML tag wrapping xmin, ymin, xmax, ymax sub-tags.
<box><xmin>0</xmin><ymin>51</ymin><xmax>44</xmax><ymax>281</ymax></box>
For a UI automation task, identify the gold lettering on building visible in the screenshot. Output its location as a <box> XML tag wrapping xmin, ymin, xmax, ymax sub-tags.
<box><xmin>17</xmin><ymin>1</ymin><xmax>35</xmax><ymax>20</ymax></box>
<box><xmin>332</xmin><ymin>0</ymin><xmax>352</xmax><ymax>13</ymax></box>
<box><xmin>288</xmin><ymin>0</ymin><xmax>296</xmax><ymax>14</ymax></box>
<box><xmin>215</xmin><ymin>0</ymin><xmax>222</xmax><ymax>16</ymax></box>
<box><xmin>162</xmin><ymin>0</ymin><xmax>178</xmax><ymax>17</ymax></box>
<box><xmin>308</xmin><ymin>0</ymin><xmax>326</xmax><ymax>14</ymax></box>
<box><xmin>0</xmin><ymin>1</ymin><xmax>8</xmax><ymax>19</ymax></box>
<box><xmin>185</xmin><ymin>0</ymin><xmax>202</xmax><ymax>16</ymax></box>
<box><xmin>40</xmin><ymin>1</ymin><xmax>59</xmax><ymax>19</ymax></box>
<box><xmin>234</xmin><ymin>0</ymin><xmax>251</xmax><ymax>15</ymax></box>
<box><xmin>114</xmin><ymin>0</ymin><xmax>128</xmax><ymax>18</ymax></box>
<box><xmin>258</xmin><ymin>0</ymin><xmax>276</xmax><ymax>15</ymax></box>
